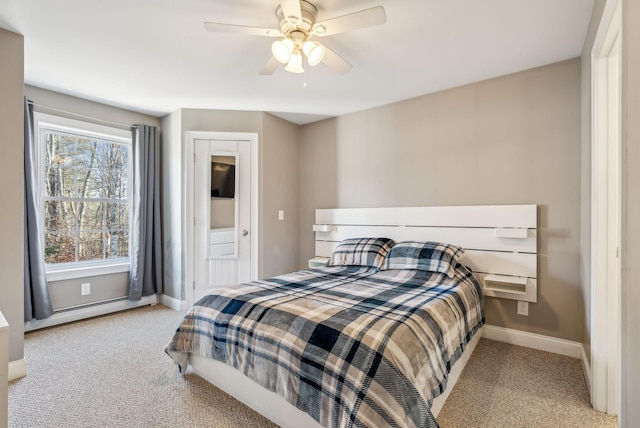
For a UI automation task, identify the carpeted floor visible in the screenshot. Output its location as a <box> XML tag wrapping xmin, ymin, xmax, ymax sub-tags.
<box><xmin>9</xmin><ymin>305</ymin><xmax>617</xmax><ymax>428</ymax></box>
<box><xmin>436</xmin><ymin>339</ymin><xmax>617</xmax><ymax>428</ymax></box>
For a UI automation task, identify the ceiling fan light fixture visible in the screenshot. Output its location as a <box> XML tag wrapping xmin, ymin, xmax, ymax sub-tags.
<box><xmin>204</xmin><ymin>1</ymin><xmax>386</xmax><ymax>76</ymax></box>
<box><xmin>285</xmin><ymin>52</ymin><xmax>305</xmax><ymax>73</ymax></box>
<box><xmin>303</xmin><ymin>41</ymin><xmax>324</xmax><ymax>66</ymax></box>
<box><xmin>272</xmin><ymin>39</ymin><xmax>293</xmax><ymax>64</ymax></box>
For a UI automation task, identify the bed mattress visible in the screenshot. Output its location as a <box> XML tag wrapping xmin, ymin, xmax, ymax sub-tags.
<box><xmin>166</xmin><ymin>264</ymin><xmax>484</xmax><ymax>428</ymax></box>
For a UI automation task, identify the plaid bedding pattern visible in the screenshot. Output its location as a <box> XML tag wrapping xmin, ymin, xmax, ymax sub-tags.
<box><xmin>328</xmin><ymin>237</ymin><xmax>396</xmax><ymax>269</ymax></box>
<box><xmin>166</xmin><ymin>264</ymin><xmax>484</xmax><ymax>428</ymax></box>
<box><xmin>382</xmin><ymin>241</ymin><xmax>464</xmax><ymax>278</ymax></box>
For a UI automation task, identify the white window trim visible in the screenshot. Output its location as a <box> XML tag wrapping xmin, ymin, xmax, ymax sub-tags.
<box><xmin>35</xmin><ymin>113</ymin><xmax>131</xmax><ymax>143</ymax></box>
<box><xmin>46</xmin><ymin>261</ymin><xmax>130</xmax><ymax>282</ymax></box>
<box><xmin>34</xmin><ymin>113</ymin><xmax>133</xmax><ymax>281</ymax></box>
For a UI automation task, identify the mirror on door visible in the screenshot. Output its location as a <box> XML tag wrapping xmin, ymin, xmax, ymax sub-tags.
<box><xmin>209</xmin><ymin>154</ymin><xmax>238</xmax><ymax>259</ymax></box>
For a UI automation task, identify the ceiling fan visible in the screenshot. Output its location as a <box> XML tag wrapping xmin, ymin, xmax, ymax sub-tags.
<box><xmin>204</xmin><ymin>0</ymin><xmax>386</xmax><ymax>76</ymax></box>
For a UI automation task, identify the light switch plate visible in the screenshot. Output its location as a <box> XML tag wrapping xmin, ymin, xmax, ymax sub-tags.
<box><xmin>278</xmin><ymin>210</ymin><xmax>284</xmax><ymax>221</ymax></box>
<box><xmin>517</xmin><ymin>300</ymin><xmax>529</xmax><ymax>316</ymax></box>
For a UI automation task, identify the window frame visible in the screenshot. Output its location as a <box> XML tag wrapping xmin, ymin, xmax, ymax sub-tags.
<box><xmin>34</xmin><ymin>113</ymin><xmax>133</xmax><ymax>281</ymax></box>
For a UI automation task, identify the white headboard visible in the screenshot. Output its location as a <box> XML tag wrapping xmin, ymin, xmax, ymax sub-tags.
<box><xmin>313</xmin><ymin>205</ymin><xmax>538</xmax><ymax>303</ymax></box>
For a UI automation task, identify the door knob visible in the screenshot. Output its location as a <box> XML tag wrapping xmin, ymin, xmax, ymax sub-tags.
<box><xmin>242</xmin><ymin>229</ymin><xmax>249</xmax><ymax>236</ymax></box>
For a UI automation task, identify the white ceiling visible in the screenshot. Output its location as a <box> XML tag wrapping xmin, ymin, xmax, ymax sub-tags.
<box><xmin>0</xmin><ymin>0</ymin><xmax>594</xmax><ymax>125</ymax></box>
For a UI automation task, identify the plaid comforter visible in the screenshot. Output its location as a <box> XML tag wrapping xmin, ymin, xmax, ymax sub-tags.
<box><xmin>166</xmin><ymin>265</ymin><xmax>484</xmax><ymax>428</ymax></box>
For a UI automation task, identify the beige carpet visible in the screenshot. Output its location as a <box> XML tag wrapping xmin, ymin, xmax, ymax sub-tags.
<box><xmin>10</xmin><ymin>305</ymin><xmax>276</xmax><ymax>428</ymax></box>
<box><xmin>437</xmin><ymin>339</ymin><xmax>617</xmax><ymax>428</ymax></box>
<box><xmin>9</xmin><ymin>305</ymin><xmax>617</xmax><ymax>428</ymax></box>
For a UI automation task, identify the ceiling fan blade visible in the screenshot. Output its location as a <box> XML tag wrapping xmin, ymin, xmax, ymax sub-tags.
<box><xmin>204</xmin><ymin>22</ymin><xmax>282</xmax><ymax>37</ymax></box>
<box><xmin>280</xmin><ymin>0</ymin><xmax>303</xmax><ymax>26</ymax></box>
<box><xmin>259</xmin><ymin>57</ymin><xmax>281</xmax><ymax>75</ymax></box>
<box><xmin>312</xmin><ymin>6</ymin><xmax>386</xmax><ymax>37</ymax></box>
<box><xmin>318</xmin><ymin>44</ymin><xmax>352</xmax><ymax>74</ymax></box>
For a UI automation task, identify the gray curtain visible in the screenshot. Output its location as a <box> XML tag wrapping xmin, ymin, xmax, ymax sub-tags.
<box><xmin>24</xmin><ymin>98</ymin><xmax>54</xmax><ymax>321</ymax></box>
<box><xmin>128</xmin><ymin>125</ymin><xmax>162</xmax><ymax>300</ymax></box>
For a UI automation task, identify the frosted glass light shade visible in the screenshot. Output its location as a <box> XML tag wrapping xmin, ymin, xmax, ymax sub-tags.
<box><xmin>303</xmin><ymin>41</ymin><xmax>325</xmax><ymax>66</ymax></box>
<box><xmin>285</xmin><ymin>53</ymin><xmax>304</xmax><ymax>73</ymax></box>
<box><xmin>272</xmin><ymin>39</ymin><xmax>293</xmax><ymax>64</ymax></box>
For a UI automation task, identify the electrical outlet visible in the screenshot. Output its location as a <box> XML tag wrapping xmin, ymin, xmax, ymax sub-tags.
<box><xmin>517</xmin><ymin>300</ymin><xmax>529</xmax><ymax>316</ymax></box>
<box><xmin>278</xmin><ymin>210</ymin><xmax>284</xmax><ymax>221</ymax></box>
<box><xmin>81</xmin><ymin>283</ymin><xmax>91</xmax><ymax>296</ymax></box>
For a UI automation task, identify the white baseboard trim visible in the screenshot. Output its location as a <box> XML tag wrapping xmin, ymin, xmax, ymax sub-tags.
<box><xmin>8</xmin><ymin>358</ymin><xmax>27</xmax><ymax>381</ymax></box>
<box><xmin>483</xmin><ymin>324</ymin><xmax>582</xmax><ymax>359</ymax></box>
<box><xmin>581</xmin><ymin>345</ymin><xmax>591</xmax><ymax>394</ymax></box>
<box><xmin>24</xmin><ymin>295</ymin><xmax>158</xmax><ymax>332</ymax></box>
<box><xmin>159</xmin><ymin>294</ymin><xmax>187</xmax><ymax>311</ymax></box>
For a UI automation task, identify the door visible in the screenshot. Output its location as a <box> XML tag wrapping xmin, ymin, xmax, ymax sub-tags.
<box><xmin>193</xmin><ymin>138</ymin><xmax>252</xmax><ymax>302</ymax></box>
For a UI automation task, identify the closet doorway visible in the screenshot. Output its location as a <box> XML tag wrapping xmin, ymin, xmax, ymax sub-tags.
<box><xmin>185</xmin><ymin>132</ymin><xmax>259</xmax><ymax>306</ymax></box>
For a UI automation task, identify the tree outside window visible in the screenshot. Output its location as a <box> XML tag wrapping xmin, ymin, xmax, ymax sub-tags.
<box><xmin>41</xmin><ymin>128</ymin><xmax>130</xmax><ymax>265</ymax></box>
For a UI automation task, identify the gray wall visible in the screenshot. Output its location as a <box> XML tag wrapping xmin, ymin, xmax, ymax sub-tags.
<box><xmin>261</xmin><ymin>113</ymin><xmax>300</xmax><ymax>278</ymax></box>
<box><xmin>0</xmin><ymin>28</ymin><xmax>25</xmax><ymax>362</ymax></box>
<box><xmin>621</xmin><ymin>1</ymin><xmax>640</xmax><ymax>425</ymax></box>
<box><xmin>210</xmin><ymin>199</ymin><xmax>235</xmax><ymax>229</ymax></box>
<box><xmin>160</xmin><ymin>110</ymin><xmax>183</xmax><ymax>301</ymax></box>
<box><xmin>25</xmin><ymin>86</ymin><xmax>162</xmax><ymax>129</ymax></box>
<box><xmin>49</xmin><ymin>273</ymin><xmax>129</xmax><ymax>310</ymax></box>
<box><xmin>299</xmin><ymin>59</ymin><xmax>583</xmax><ymax>342</ymax></box>
<box><xmin>299</xmin><ymin>119</ymin><xmax>338</xmax><ymax>266</ymax></box>
<box><xmin>24</xmin><ymin>86</ymin><xmax>162</xmax><ymax>310</ymax></box>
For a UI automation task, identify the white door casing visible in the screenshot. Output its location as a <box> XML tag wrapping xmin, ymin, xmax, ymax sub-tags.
<box><xmin>591</xmin><ymin>0</ymin><xmax>621</xmax><ymax>417</ymax></box>
<box><xmin>185</xmin><ymin>132</ymin><xmax>259</xmax><ymax>307</ymax></box>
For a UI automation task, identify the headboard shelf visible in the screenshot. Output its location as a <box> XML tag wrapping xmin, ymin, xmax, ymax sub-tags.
<box><xmin>314</xmin><ymin>205</ymin><xmax>538</xmax><ymax>303</ymax></box>
<box><xmin>316</xmin><ymin>205</ymin><xmax>536</xmax><ymax>228</ymax></box>
<box><xmin>315</xmin><ymin>225</ymin><xmax>536</xmax><ymax>254</ymax></box>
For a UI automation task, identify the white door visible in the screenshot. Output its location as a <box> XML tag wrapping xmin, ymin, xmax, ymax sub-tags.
<box><xmin>193</xmin><ymin>138</ymin><xmax>252</xmax><ymax>302</ymax></box>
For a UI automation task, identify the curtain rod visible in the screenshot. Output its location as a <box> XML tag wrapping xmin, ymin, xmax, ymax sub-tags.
<box><xmin>27</xmin><ymin>100</ymin><xmax>138</xmax><ymax>130</ymax></box>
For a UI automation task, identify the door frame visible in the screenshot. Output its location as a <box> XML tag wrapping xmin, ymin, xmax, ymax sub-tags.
<box><xmin>590</xmin><ymin>0</ymin><xmax>621</xmax><ymax>416</ymax></box>
<box><xmin>184</xmin><ymin>131</ymin><xmax>259</xmax><ymax>307</ymax></box>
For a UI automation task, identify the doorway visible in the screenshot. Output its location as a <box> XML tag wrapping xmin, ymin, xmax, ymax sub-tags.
<box><xmin>185</xmin><ymin>132</ymin><xmax>259</xmax><ymax>306</ymax></box>
<box><xmin>591</xmin><ymin>0</ymin><xmax>621</xmax><ymax>417</ymax></box>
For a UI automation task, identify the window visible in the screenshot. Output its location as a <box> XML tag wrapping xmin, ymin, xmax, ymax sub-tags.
<box><xmin>35</xmin><ymin>113</ymin><xmax>132</xmax><ymax>280</ymax></box>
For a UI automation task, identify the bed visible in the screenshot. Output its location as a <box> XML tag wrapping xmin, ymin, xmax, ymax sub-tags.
<box><xmin>166</xmin><ymin>205</ymin><xmax>537</xmax><ymax>428</ymax></box>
